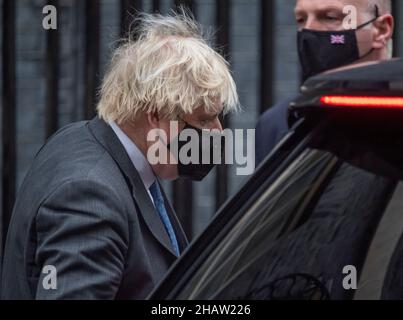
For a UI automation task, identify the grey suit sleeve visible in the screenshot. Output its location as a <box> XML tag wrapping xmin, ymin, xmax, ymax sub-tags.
<box><xmin>35</xmin><ymin>179</ymin><xmax>129</xmax><ymax>300</ymax></box>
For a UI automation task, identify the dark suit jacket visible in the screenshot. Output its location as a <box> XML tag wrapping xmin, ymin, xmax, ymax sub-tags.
<box><xmin>0</xmin><ymin>117</ymin><xmax>188</xmax><ymax>299</ymax></box>
<box><xmin>255</xmin><ymin>96</ymin><xmax>299</xmax><ymax>166</ymax></box>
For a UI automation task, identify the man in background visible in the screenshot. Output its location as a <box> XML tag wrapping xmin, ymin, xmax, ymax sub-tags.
<box><xmin>255</xmin><ymin>0</ymin><xmax>394</xmax><ymax>165</ymax></box>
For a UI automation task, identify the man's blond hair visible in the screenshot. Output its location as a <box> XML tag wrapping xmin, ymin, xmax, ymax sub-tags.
<box><xmin>97</xmin><ymin>11</ymin><xmax>239</xmax><ymax>124</ymax></box>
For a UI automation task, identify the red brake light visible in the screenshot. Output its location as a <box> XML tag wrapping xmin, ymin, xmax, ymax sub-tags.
<box><xmin>320</xmin><ymin>96</ymin><xmax>403</xmax><ymax>109</ymax></box>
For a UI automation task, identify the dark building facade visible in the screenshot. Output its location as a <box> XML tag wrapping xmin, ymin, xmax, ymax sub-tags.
<box><xmin>1</xmin><ymin>0</ymin><xmax>402</xmax><ymax>249</ymax></box>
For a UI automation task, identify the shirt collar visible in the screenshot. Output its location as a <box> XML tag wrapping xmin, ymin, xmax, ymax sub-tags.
<box><xmin>109</xmin><ymin>121</ymin><xmax>156</xmax><ymax>190</ymax></box>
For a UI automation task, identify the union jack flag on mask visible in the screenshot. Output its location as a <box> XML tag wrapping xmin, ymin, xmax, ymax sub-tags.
<box><xmin>330</xmin><ymin>35</ymin><xmax>345</xmax><ymax>44</ymax></box>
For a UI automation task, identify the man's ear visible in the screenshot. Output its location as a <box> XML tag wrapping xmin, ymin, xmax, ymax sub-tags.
<box><xmin>372</xmin><ymin>14</ymin><xmax>394</xmax><ymax>49</ymax></box>
<box><xmin>147</xmin><ymin>112</ymin><xmax>160</xmax><ymax>129</ymax></box>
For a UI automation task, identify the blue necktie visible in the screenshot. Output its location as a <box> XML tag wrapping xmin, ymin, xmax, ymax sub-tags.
<box><xmin>149</xmin><ymin>182</ymin><xmax>180</xmax><ymax>256</ymax></box>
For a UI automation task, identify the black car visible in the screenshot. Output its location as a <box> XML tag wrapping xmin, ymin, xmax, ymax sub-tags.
<box><xmin>150</xmin><ymin>59</ymin><xmax>403</xmax><ymax>300</ymax></box>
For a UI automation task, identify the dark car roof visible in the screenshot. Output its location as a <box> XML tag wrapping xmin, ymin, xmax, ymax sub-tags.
<box><xmin>303</xmin><ymin>58</ymin><xmax>403</xmax><ymax>92</ymax></box>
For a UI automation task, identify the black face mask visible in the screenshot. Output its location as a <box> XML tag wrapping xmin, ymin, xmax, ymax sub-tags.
<box><xmin>168</xmin><ymin>121</ymin><xmax>225</xmax><ymax>182</ymax></box>
<box><xmin>297</xmin><ymin>6</ymin><xmax>380</xmax><ymax>81</ymax></box>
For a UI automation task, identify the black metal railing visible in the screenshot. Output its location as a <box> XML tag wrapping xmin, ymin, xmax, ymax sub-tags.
<box><xmin>172</xmin><ymin>0</ymin><xmax>195</xmax><ymax>239</ymax></box>
<box><xmin>45</xmin><ymin>0</ymin><xmax>60</xmax><ymax>139</ymax></box>
<box><xmin>2</xmin><ymin>0</ymin><xmax>16</xmax><ymax>252</ymax></box>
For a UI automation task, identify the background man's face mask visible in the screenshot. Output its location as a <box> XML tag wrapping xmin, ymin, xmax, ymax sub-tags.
<box><xmin>297</xmin><ymin>5</ymin><xmax>380</xmax><ymax>81</ymax></box>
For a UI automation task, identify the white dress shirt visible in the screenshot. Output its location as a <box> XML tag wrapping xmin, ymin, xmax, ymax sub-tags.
<box><xmin>109</xmin><ymin>121</ymin><xmax>156</xmax><ymax>203</ymax></box>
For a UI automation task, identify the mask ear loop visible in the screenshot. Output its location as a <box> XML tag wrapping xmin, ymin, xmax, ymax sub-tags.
<box><xmin>356</xmin><ymin>5</ymin><xmax>380</xmax><ymax>30</ymax></box>
<box><xmin>177</xmin><ymin>117</ymin><xmax>191</xmax><ymax>130</ymax></box>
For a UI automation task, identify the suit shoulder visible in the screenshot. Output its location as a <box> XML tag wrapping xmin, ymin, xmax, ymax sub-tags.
<box><xmin>17</xmin><ymin>121</ymin><xmax>128</xmax><ymax>207</ymax></box>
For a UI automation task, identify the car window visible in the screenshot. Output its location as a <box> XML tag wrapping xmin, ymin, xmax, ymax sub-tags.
<box><xmin>174</xmin><ymin>147</ymin><xmax>397</xmax><ymax>300</ymax></box>
<box><xmin>355</xmin><ymin>182</ymin><xmax>403</xmax><ymax>300</ymax></box>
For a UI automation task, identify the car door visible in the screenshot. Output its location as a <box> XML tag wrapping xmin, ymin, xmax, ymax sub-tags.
<box><xmin>150</xmin><ymin>59</ymin><xmax>403</xmax><ymax>300</ymax></box>
<box><xmin>150</xmin><ymin>115</ymin><xmax>403</xmax><ymax>300</ymax></box>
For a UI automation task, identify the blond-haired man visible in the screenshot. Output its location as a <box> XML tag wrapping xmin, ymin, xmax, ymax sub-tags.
<box><xmin>1</xmin><ymin>12</ymin><xmax>238</xmax><ymax>299</ymax></box>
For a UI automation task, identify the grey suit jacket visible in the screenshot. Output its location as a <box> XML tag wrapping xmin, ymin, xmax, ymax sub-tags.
<box><xmin>0</xmin><ymin>117</ymin><xmax>188</xmax><ymax>299</ymax></box>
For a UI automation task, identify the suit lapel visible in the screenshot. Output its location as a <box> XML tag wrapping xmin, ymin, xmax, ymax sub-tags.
<box><xmin>88</xmin><ymin>117</ymin><xmax>178</xmax><ymax>257</ymax></box>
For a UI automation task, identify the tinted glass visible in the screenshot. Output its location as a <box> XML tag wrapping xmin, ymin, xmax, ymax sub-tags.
<box><xmin>175</xmin><ymin>147</ymin><xmax>398</xmax><ymax>300</ymax></box>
